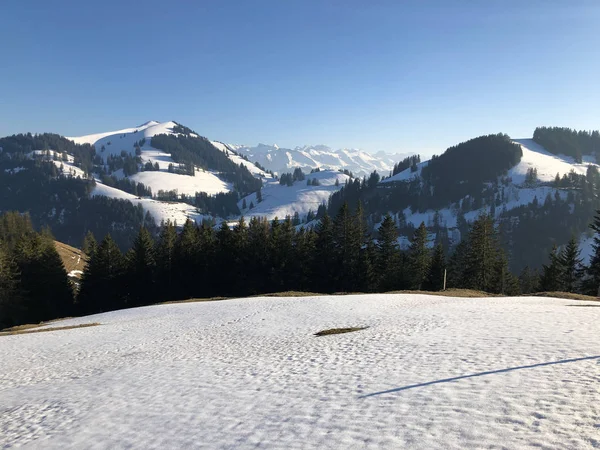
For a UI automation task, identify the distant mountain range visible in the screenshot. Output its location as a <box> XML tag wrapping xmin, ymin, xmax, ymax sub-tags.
<box><xmin>227</xmin><ymin>142</ymin><xmax>411</xmax><ymax>178</ymax></box>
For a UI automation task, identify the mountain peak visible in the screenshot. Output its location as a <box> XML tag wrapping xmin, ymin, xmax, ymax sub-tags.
<box><xmin>137</xmin><ymin>120</ymin><xmax>160</xmax><ymax>128</ymax></box>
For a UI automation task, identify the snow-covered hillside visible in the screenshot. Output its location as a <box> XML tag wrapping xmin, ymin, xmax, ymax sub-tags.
<box><xmin>70</xmin><ymin>121</ymin><xmax>233</xmax><ymax>197</ymax></box>
<box><xmin>2</xmin><ymin>294</ymin><xmax>599</xmax><ymax>449</ymax></box>
<box><xmin>380</xmin><ymin>138</ymin><xmax>600</xmax><ymax>253</ymax></box>
<box><xmin>239</xmin><ymin>170</ymin><xmax>350</xmax><ymax>221</ymax></box>
<box><xmin>231</xmin><ymin>143</ymin><xmax>410</xmax><ymax>178</ymax></box>
<box><xmin>64</xmin><ymin>122</ymin><xmax>358</xmax><ymax>224</ymax></box>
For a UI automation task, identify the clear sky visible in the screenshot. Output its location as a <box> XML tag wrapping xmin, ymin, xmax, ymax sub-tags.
<box><xmin>1</xmin><ymin>0</ymin><xmax>599</xmax><ymax>157</ymax></box>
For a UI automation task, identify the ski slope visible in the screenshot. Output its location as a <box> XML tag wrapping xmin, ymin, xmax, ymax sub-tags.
<box><xmin>1</xmin><ymin>294</ymin><xmax>598</xmax><ymax>449</ymax></box>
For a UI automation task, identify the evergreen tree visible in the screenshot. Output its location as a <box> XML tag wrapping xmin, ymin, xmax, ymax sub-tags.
<box><xmin>78</xmin><ymin>234</ymin><xmax>125</xmax><ymax>313</ymax></box>
<box><xmin>408</xmin><ymin>222</ymin><xmax>430</xmax><ymax>290</ymax></box>
<box><xmin>125</xmin><ymin>227</ymin><xmax>157</xmax><ymax>306</ymax></box>
<box><xmin>376</xmin><ymin>214</ymin><xmax>402</xmax><ymax>291</ymax></box>
<box><xmin>559</xmin><ymin>237</ymin><xmax>583</xmax><ymax>293</ymax></box>
<box><xmin>539</xmin><ymin>245</ymin><xmax>563</xmax><ymax>292</ymax></box>
<box><xmin>313</xmin><ymin>213</ymin><xmax>336</xmax><ymax>292</ymax></box>
<box><xmin>0</xmin><ymin>242</ymin><xmax>22</xmax><ymax>328</ymax></box>
<box><xmin>518</xmin><ymin>266</ymin><xmax>539</xmax><ymax>294</ymax></box>
<box><xmin>585</xmin><ymin>209</ymin><xmax>600</xmax><ymax>296</ymax></box>
<box><xmin>462</xmin><ymin>214</ymin><xmax>500</xmax><ymax>292</ymax></box>
<box><xmin>82</xmin><ymin>231</ymin><xmax>98</xmax><ymax>258</ymax></box>
<box><xmin>156</xmin><ymin>220</ymin><xmax>177</xmax><ymax>300</ymax></box>
<box><xmin>425</xmin><ymin>243</ymin><xmax>446</xmax><ymax>291</ymax></box>
<box><xmin>14</xmin><ymin>233</ymin><xmax>74</xmax><ymax>323</ymax></box>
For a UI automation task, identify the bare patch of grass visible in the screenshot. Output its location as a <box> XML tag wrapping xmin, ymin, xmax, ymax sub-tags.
<box><xmin>315</xmin><ymin>327</ymin><xmax>368</xmax><ymax>337</ymax></box>
<box><xmin>386</xmin><ymin>289</ymin><xmax>495</xmax><ymax>298</ymax></box>
<box><xmin>530</xmin><ymin>292</ymin><xmax>599</xmax><ymax>302</ymax></box>
<box><xmin>54</xmin><ymin>241</ymin><xmax>87</xmax><ymax>275</ymax></box>
<box><xmin>0</xmin><ymin>323</ymin><xmax>100</xmax><ymax>336</ymax></box>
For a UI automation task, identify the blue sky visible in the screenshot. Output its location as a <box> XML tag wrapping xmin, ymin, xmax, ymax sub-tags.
<box><xmin>1</xmin><ymin>1</ymin><xmax>599</xmax><ymax>157</ymax></box>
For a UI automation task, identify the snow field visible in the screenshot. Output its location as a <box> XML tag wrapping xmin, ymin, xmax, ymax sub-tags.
<box><xmin>239</xmin><ymin>170</ymin><xmax>349</xmax><ymax>220</ymax></box>
<box><xmin>1</xmin><ymin>294</ymin><xmax>599</xmax><ymax>449</ymax></box>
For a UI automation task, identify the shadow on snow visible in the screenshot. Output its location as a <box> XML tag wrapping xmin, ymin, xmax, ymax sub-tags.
<box><xmin>359</xmin><ymin>355</ymin><xmax>600</xmax><ymax>398</ymax></box>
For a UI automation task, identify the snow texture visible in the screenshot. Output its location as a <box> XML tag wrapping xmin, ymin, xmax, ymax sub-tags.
<box><xmin>1</xmin><ymin>294</ymin><xmax>599</xmax><ymax>449</ymax></box>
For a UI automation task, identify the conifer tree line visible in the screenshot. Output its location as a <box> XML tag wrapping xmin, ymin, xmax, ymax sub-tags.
<box><xmin>0</xmin><ymin>212</ymin><xmax>74</xmax><ymax>329</ymax></box>
<box><xmin>4</xmin><ymin>206</ymin><xmax>600</xmax><ymax>329</ymax></box>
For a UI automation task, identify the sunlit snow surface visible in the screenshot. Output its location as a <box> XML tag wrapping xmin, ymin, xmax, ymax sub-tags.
<box><xmin>1</xmin><ymin>294</ymin><xmax>599</xmax><ymax>449</ymax></box>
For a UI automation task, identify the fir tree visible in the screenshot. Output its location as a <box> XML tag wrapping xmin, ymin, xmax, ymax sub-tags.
<box><xmin>462</xmin><ymin>214</ymin><xmax>500</xmax><ymax>292</ymax></box>
<box><xmin>585</xmin><ymin>209</ymin><xmax>600</xmax><ymax>296</ymax></box>
<box><xmin>425</xmin><ymin>243</ymin><xmax>446</xmax><ymax>291</ymax></box>
<box><xmin>78</xmin><ymin>234</ymin><xmax>125</xmax><ymax>314</ymax></box>
<box><xmin>518</xmin><ymin>266</ymin><xmax>539</xmax><ymax>294</ymax></box>
<box><xmin>156</xmin><ymin>220</ymin><xmax>177</xmax><ymax>300</ymax></box>
<box><xmin>82</xmin><ymin>231</ymin><xmax>98</xmax><ymax>258</ymax></box>
<box><xmin>0</xmin><ymin>242</ymin><xmax>22</xmax><ymax>328</ymax></box>
<box><xmin>559</xmin><ymin>237</ymin><xmax>583</xmax><ymax>293</ymax></box>
<box><xmin>126</xmin><ymin>227</ymin><xmax>157</xmax><ymax>306</ymax></box>
<box><xmin>539</xmin><ymin>245</ymin><xmax>563</xmax><ymax>292</ymax></box>
<box><xmin>408</xmin><ymin>222</ymin><xmax>430</xmax><ymax>290</ymax></box>
<box><xmin>376</xmin><ymin>214</ymin><xmax>402</xmax><ymax>291</ymax></box>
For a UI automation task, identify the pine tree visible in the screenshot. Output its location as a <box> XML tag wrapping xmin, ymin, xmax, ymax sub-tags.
<box><xmin>82</xmin><ymin>231</ymin><xmax>98</xmax><ymax>258</ymax></box>
<box><xmin>242</xmin><ymin>198</ymin><xmax>247</xmax><ymax>209</ymax></box>
<box><xmin>408</xmin><ymin>222</ymin><xmax>430</xmax><ymax>290</ymax></box>
<box><xmin>559</xmin><ymin>237</ymin><xmax>583</xmax><ymax>293</ymax></box>
<box><xmin>446</xmin><ymin>239</ymin><xmax>468</xmax><ymax>288</ymax></box>
<box><xmin>174</xmin><ymin>219</ymin><xmax>199</xmax><ymax>298</ymax></box>
<box><xmin>518</xmin><ymin>266</ymin><xmax>539</xmax><ymax>294</ymax></box>
<box><xmin>585</xmin><ymin>209</ymin><xmax>600</xmax><ymax>296</ymax></box>
<box><xmin>313</xmin><ymin>213</ymin><xmax>336</xmax><ymax>292</ymax></box>
<box><xmin>462</xmin><ymin>214</ymin><xmax>499</xmax><ymax>292</ymax></box>
<box><xmin>156</xmin><ymin>220</ymin><xmax>177</xmax><ymax>300</ymax></box>
<box><xmin>376</xmin><ymin>214</ymin><xmax>402</xmax><ymax>291</ymax></box>
<box><xmin>0</xmin><ymin>242</ymin><xmax>22</xmax><ymax>328</ymax></box>
<box><xmin>425</xmin><ymin>243</ymin><xmax>446</xmax><ymax>291</ymax></box>
<box><xmin>78</xmin><ymin>234</ymin><xmax>125</xmax><ymax>314</ymax></box>
<box><xmin>332</xmin><ymin>203</ymin><xmax>360</xmax><ymax>292</ymax></box>
<box><xmin>125</xmin><ymin>227</ymin><xmax>156</xmax><ymax>306</ymax></box>
<box><xmin>539</xmin><ymin>245</ymin><xmax>563</xmax><ymax>292</ymax></box>
<box><xmin>14</xmin><ymin>233</ymin><xmax>74</xmax><ymax>323</ymax></box>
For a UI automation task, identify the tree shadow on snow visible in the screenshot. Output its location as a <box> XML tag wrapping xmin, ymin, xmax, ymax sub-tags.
<box><xmin>359</xmin><ymin>355</ymin><xmax>600</xmax><ymax>398</ymax></box>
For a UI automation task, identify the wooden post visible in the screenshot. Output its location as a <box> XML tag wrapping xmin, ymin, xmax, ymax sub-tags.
<box><xmin>443</xmin><ymin>269</ymin><xmax>447</xmax><ymax>291</ymax></box>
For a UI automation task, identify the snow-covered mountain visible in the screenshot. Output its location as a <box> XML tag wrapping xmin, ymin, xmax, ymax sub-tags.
<box><xmin>382</xmin><ymin>138</ymin><xmax>599</xmax><ymax>228</ymax></box>
<box><xmin>230</xmin><ymin>143</ymin><xmax>411</xmax><ymax>177</ymax></box>
<box><xmin>64</xmin><ymin>121</ymin><xmax>361</xmax><ymax>224</ymax></box>
<box><xmin>376</xmin><ymin>136</ymin><xmax>600</xmax><ymax>267</ymax></box>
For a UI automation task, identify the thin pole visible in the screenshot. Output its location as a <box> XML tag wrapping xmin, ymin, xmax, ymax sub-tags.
<box><xmin>443</xmin><ymin>269</ymin><xmax>447</xmax><ymax>291</ymax></box>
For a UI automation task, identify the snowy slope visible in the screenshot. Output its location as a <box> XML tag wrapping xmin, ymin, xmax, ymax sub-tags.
<box><xmin>70</xmin><ymin>121</ymin><xmax>232</xmax><ymax>197</ymax></box>
<box><xmin>510</xmin><ymin>138</ymin><xmax>599</xmax><ymax>184</ymax></box>
<box><xmin>378</xmin><ymin>138</ymin><xmax>600</xmax><ymax>244</ymax></box>
<box><xmin>1</xmin><ymin>294</ymin><xmax>599</xmax><ymax>449</ymax></box>
<box><xmin>211</xmin><ymin>141</ymin><xmax>272</xmax><ymax>179</ymax></box>
<box><xmin>91</xmin><ymin>183</ymin><xmax>213</xmax><ymax>225</ymax></box>
<box><xmin>239</xmin><ymin>170</ymin><xmax>349</xmax><ymax>220</ymax></box>
<box><xmin>232</xmin><ymin>143</ymin><xmax>411</xmax><ymax>177</ymax></box>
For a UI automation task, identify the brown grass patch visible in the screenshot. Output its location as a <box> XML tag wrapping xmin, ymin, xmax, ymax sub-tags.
<box><xmin>529</xmin><ymin>292</ymin><xmax>600</xmax><ymax>302</ymax></box>
<box><xmin>0</xmin><ymin>323</ymin><xmax>100</xmax><ymax>336</ymax></box>
<box><xmin>55</xmin><ymin>241</ymin><xmax>87</xmax><ymax>276</ymax></box>
<box><xmin>315</xmin><ymin>327</ymin><xmax>368</xmax><ymax>337</ymax></box>
<box><xmin>386</xmin><ymin>288</ymin><xmax>495</xmax><ymax>298</ymax></box>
